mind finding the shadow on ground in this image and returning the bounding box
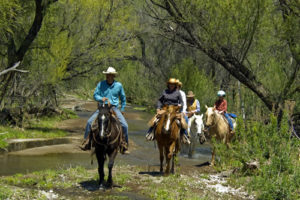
[79,180,99,191]
[138,171,163,177]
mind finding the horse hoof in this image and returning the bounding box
[99,184,106,190]
[106,182,113,189]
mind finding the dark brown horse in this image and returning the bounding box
[92,103,123,189]
[155,105,181,175]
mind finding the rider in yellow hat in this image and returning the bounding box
[146,78,182,140]
[146,78,190,144]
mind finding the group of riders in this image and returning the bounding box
[80,67,235,154]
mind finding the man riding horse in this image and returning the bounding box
[81,67,129,154]
[186,91,205,144]
[145,78,190,144]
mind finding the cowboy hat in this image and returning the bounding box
[186,91,195,98]
[166,78,178,84]
[103,67,118,75]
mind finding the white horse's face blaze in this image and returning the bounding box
[195,114,204,134]
[205,108,215,126]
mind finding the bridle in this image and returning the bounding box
[93,102,121,146]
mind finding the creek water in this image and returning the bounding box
[0,106,211,176]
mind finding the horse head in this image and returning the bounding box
[205,105,215,127]
[160,105,180,133]
[194,114,204,136]
[97,102,113,139]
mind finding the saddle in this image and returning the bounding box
[220,113,236,127]
[147,111,187,130]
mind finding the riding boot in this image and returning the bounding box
[80,134,91,151]
[120,131,130,154]
[146,126,155,141]
[180,129,191,145]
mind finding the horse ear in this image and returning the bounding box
[205,105,208,109]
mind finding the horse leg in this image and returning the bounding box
[172,141,180,174]
[107,149,118,188]
[188,133,194,158]
[171,153,176,174]
[210,146,216,166]
[164,146,170,175]
[158,144,164,173]
[166,142,175,175]
[96,149,106,189]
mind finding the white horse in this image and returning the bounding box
[182,114,206,158]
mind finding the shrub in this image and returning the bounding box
[215,113,300,199]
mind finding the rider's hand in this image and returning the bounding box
[156,109,161,114]
[121,112,125,115]
[102,97,108,102]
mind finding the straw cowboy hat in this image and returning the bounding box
[166,78,178,84]
[103,67,118,75]
[186,91,195,98]
[175,79,182,87]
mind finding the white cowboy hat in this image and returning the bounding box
[103,67,118,74]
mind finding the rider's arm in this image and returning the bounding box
[196,99,200,113]
[93,82,103,102]
[119,84,126,112]
[181,91,187,113]
[178,91,183,110]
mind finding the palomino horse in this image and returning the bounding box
[182,114,205,158]
[204,106,236,166]
[155,105,181,175]
[92,103,123,189]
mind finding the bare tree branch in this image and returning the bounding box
[0,62,28,77]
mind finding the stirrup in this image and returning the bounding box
[79,140,91,151]
[146,132,155,141]
[182,135,191,145]
[120,142,129,154]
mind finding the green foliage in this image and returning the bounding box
[215,114,300,199]
[117,61,158,106]
[171,58,217,108]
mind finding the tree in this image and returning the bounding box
[148,0,299,118]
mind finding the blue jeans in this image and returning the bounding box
[84,107,128,143]
[224,113,233,130]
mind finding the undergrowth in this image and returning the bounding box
[215,114,300,199]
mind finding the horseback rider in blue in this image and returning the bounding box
[81,67,129,154]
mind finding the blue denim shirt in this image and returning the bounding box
[93,80,126,111]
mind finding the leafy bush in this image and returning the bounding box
[215,114,300,199]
